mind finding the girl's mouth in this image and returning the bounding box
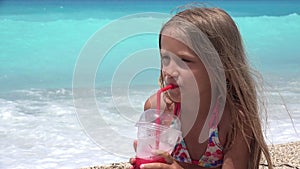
[164,81,180,92]
[164,79,179,88]
[165,82,180,89]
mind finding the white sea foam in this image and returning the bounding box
[0,89,130,169]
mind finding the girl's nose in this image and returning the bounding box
[162,60,179,78]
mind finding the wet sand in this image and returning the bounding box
[81,141,300,169]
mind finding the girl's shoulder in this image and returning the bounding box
[144,93,174,112]
[144,94,157,110]
[218,105,253,149]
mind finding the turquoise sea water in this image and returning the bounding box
[1,0,300,91]
[0,1,300,168]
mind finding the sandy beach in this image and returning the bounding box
[81,141,300,169]
[259,141,300,169]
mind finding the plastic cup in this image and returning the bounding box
[134,109,181,169]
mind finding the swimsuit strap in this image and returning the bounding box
[208,97,221,128]
[174,102,181,116]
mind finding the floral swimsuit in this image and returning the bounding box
[171,102,224,168]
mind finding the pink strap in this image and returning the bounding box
[174,102,181,116]
[209,99,220,128]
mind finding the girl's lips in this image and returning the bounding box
[163,75,179,86]
[165,82,179,88]
[165,83,180,90]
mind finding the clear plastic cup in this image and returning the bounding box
[134,109,182,169]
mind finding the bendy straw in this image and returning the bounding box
[155,84,178,149]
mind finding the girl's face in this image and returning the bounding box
[160,35,211,102]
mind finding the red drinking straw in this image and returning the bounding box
[155,84,178,149]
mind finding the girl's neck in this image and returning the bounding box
[180,90,212,137]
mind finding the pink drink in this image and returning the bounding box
[135,84,180,168]
[134,157,166,169]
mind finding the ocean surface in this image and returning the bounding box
[1,0,300,168]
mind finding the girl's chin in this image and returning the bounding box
[167,89,181,102]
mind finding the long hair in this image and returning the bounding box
[159,7,273,169]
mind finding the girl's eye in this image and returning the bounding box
[181,58,192,63]
[161,55,170,66]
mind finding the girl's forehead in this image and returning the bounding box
[160,31,189,48]
[160,36,200,60]
[160,35,189,49]
[161,28,185,39]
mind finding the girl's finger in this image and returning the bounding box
[140,162,169,169]
[153,150,174,164]
[133,140,137,152]
[129,157,136,164]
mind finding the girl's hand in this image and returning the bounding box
[129,140,183,169]
[129,140,138,167]
[138,150,183,169]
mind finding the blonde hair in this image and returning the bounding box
[159,7,273,169]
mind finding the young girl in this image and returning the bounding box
[131,6,273,169]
